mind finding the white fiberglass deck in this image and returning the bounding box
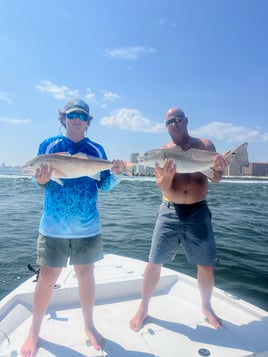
[0,254,267,356]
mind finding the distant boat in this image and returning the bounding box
[0,254,267,356]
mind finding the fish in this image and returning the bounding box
[21,152,114,185]
[137,143,249,178]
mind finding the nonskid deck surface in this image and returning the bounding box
[0,254,268,356]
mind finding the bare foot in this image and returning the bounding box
[203,307,222,329]
[21,329,38,357]
[85,326,104,350]
[129,306,148,331]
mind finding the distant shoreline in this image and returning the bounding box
[222,175,268,181]
[0,168,267,181]
[132,173,268,180]
[0,168,21,175]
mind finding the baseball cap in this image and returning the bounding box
[63,99,90,115]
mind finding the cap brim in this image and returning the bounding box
[65,108,89,115]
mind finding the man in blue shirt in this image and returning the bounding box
[21,99,125,356]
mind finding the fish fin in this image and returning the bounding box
[90,173,101,180]
[52,152,89,160]
[51,176,64,186]
[51,152,71,157]
[224,143,249,167]
[51,151,111,163]
[70,152,90,160]
[201,168,214,179]
[120,163,136,176]
[52,152,91,160]
[71,152,113,163]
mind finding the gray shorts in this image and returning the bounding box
[37,233,103,267]
[149,200,218,266]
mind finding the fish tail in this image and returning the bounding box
[123,163,136,176]
[225,143,249,167]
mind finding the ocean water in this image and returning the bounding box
[0,175,267,312]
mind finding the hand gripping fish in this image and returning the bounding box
[137,143,249,178]
[21,152,114,185]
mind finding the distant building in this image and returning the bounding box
[224,160,246,176]
[130,153,139,163]
[243,162,268,176]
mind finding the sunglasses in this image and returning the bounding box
[65,112,89,121]
[165,116,185,126]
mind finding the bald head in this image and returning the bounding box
[165,107,186,121]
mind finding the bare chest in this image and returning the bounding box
[172,172,208,202]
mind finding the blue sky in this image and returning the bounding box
[0,0,268,166]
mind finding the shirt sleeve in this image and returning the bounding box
[37,139,49,155]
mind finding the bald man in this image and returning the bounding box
[130,107,229,331]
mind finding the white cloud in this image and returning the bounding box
[100,114,268,142]
[100,108,164,133]
[35,82,119,107]
[191,122,268,142]
[104,46,156,60]
[35,81,79,100]
[0,93,12,104]
[0,117,31,125]
[85,88,96,102]
[155,18,176,28]
[101,90,120,101]
[263,132,268,141]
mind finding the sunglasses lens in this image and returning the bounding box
[166,116,185,126]
[66,113,88,121]
[66,113,76,119]
[78,114,88,121]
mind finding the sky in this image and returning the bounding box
[0,0,268,167]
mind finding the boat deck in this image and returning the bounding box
[0,254,267,356]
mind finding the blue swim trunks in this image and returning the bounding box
[149,200,218,266]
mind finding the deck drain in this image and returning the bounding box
[198,348,210,356]
[147,328,155,335]
[53,283,61,289]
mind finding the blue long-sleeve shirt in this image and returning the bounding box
[37,135,120,238]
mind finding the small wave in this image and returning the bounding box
[0,174,31,180]
[221,179,268,184]
[121,176,155,182]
